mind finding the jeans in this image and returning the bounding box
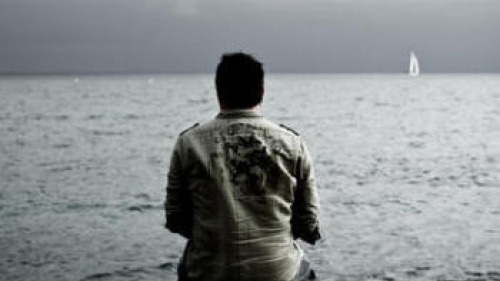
[294,256,317,281]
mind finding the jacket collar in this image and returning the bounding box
[216,109,262,119]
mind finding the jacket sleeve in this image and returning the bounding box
[291,139,321,244]
[164,137,192,239]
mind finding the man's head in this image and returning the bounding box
[215,52,264,110]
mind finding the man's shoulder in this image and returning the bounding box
[178,118,218,137]
[179,123,200,136]
[178,118,302,139]
[262,119,301,137]
[278,123,300,136]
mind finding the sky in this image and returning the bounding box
[0,0,499,74]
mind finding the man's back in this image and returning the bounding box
[166,109,318,281]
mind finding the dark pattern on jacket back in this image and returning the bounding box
[221,123,281,196]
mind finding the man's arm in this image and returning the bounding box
[164,138,192,239]
[291,140,321,245]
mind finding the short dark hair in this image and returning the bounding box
[215,52,264,109]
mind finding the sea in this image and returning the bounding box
[0,74,499,281]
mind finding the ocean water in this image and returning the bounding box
[0,74,499,281]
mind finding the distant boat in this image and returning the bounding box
[408,51,420,77]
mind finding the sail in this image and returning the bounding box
[409,51,420,76]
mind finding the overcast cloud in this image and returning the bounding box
[0,0,498,73]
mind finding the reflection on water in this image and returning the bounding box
[0,75,499,281]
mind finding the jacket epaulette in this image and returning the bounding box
[279,124,300,136]
[180,123,199,136]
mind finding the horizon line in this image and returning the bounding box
[1,71,499,77]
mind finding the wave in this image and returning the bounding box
[80,262,177,281]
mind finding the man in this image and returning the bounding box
[165,52,321,281]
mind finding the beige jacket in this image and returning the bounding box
[165,109,320,281]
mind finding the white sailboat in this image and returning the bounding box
[408,51,420,77]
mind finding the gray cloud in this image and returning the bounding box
[0,0,498,73]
